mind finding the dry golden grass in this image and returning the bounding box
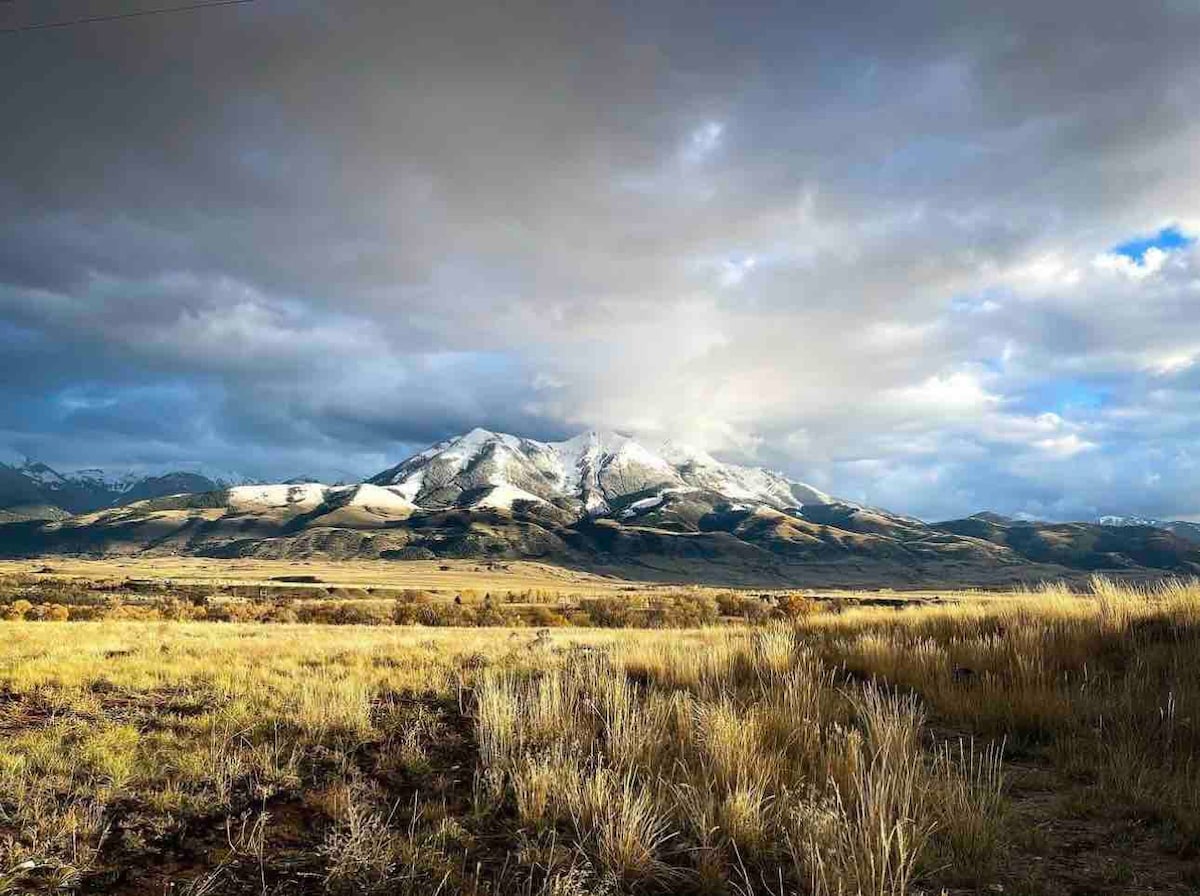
[1,576,1200,893]
[0,557,678,597]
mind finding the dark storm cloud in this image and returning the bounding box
[2,0,1200,517]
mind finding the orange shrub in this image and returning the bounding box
[775,593,821,620]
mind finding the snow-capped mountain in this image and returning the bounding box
[1097,515,1200,545]
[0,459,259,518]
[64,466,249,492]
[368,427,832,519]
[8,431,1200,585]
[1,430,832,524]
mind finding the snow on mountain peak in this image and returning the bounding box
[16,462,69,488]
[657,440,720,468]
[0,430,835,523]
[0,456,267,518]
[12,460,257,493]
[368,427,832,517]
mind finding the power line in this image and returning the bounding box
[0,0,255,34]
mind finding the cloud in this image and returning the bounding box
[681,121,725,164]
[1033,434,1097,458]
[1093,246,1170,279]
[1,1,1200,519]
[889,372,999,416]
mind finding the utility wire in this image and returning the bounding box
[1,0,254,34]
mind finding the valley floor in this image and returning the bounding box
[2,579,1200,894]
[0,556,999,603]
[0,557,644,596]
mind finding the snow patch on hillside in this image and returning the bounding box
[620,495,664,518]
[227,483,327,512]
[474,483,547,510]
[346,484,416,513]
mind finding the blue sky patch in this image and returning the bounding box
[950,289,1005,314]
[1017,378,1111,415]
[1112,226,1194,261]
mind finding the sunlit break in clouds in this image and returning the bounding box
[2,0,1200,521]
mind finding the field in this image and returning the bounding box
[0,558,959,627]
[3,569,1200,894]
[0,558,650,597]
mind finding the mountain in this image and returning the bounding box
[933,512,1200,572]
[368,428,831,520]
[968,511,1019,525]
[2,429,1199,587]
[1095,515,1200,545]
[0,460,256,520]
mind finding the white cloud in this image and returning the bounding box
[1146,352,1196,376]
[718,255,756,287]
[681,121,724,164]
[889,372,998,415]
[1011,253,1083,288]
[1034,433,1097,458]
[1093,246,1169,279]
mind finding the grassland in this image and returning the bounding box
[0,557,1021,600]
[0,558,646,597]
[0,558,958,627]
[2,574,1200,894]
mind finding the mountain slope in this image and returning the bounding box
[3,430,1200,587]
[934,514,1200,572]
[0,465,69,520]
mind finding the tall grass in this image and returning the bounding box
[3,576,1200,892]
[473,626,1002,893]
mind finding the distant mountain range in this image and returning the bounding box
[1094,515,1200,545]
[0,460,256,521]
[2,429,1198,586]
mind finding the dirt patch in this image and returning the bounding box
[980,760,1200,895]
[78,694,489,896]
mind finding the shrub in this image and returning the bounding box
[715,591,743,617]
[197,602,233,622]
[265,603,299,624]
[153,597,197,621]
[586,598,633,628]
[475,604,517,627]
[740,598,772,625]
[3,599,33,620]
[643,593,720,628]
[775,593,821,620]
[24,602,71,621]
[526,605,569,627]
[45,604,70,622]
[392,601,424,625]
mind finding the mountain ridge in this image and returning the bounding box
[1094,515,1200,545]
[367,428,832,519]
[2,429,1199,587]
[0,460,258,519]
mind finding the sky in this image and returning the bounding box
[2,0,1200,521]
